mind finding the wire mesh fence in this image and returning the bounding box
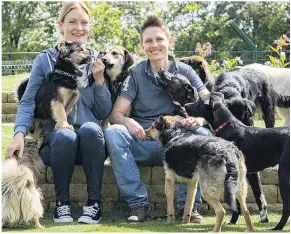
[2,50,289,78]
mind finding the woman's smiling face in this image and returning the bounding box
[141,26,172,62]
[58,7,90,44]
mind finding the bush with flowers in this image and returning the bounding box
[266,34,290,68]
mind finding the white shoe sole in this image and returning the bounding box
[78,216,101,224]
[53,215,74,223]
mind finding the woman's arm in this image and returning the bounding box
[91,58,113,120]
[7,53,47,159]
[109,96,146,140]
[14,54,47,135]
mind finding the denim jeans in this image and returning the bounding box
[40,122,106,202]
[104,124,212,209]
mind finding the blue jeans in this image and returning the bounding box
[40,122,106,202]
[104,124,212,209]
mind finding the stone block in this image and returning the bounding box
[152,166,165,185]
[2,92,8,103]
[2,103,18,114]
[260,166,278,185]
[6,114,16,122]
[140,166,152,184]
[2,114,7,122]
[102,165,117,184]
[247,185,277,203]
[7,91,18,103]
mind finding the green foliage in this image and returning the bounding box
[1,1,290,59]
[267,35,290,68]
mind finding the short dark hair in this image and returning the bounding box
[140,15,170,41]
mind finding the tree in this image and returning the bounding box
[2,2,62,54]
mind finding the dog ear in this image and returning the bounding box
[123,50,134,70]
[155,115,167,130]
[58,41,71,58]
[243,99,256,116]
[185,84,198,101]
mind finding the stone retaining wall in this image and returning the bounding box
[38,164,282,215]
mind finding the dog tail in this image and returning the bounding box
[224,148,239,212]
[16,78,29,102]
[276,94,290,108]
[271,88,290,108]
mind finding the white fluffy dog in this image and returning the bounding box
[2,135,45,229]
[243,63,290,126]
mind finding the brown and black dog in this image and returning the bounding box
[17,41,92,132]
[179,55,214,91]
[145,115,254,232]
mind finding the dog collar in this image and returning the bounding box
[55,69,78,81]
[213,122,228,134]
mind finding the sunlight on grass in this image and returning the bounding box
[2,213,290,232]
[2,73,30,91]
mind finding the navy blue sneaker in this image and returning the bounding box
[78,202,102,224]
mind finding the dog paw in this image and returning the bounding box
[182,215,191,224]
[167,215,175,224]
[35,224,45,229]
[55,121,74,130]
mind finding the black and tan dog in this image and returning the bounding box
[2,128,45,229]
[179,55,214,91]
[17,41,92,132]
[145,115,254,232]
[157,69,199,117]
[98,45,134,103]
[185,93,290,230]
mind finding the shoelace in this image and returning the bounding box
[83,205,99,216]
[57,205,71,216]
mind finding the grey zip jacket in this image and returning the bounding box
[14,47,112,136]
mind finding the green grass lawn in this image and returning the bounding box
[2,212,290,232]
[2,73,30,91]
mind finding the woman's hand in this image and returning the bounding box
[92,59,105,85]
[6,132,25,159]
[180,117,206,130]
[125,118,147,141]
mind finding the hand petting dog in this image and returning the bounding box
[179,117,206,130]
[6,132,24,159]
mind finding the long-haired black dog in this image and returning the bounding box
[213,69,290,128]
[17,41,92,132]
[185,92,290,230]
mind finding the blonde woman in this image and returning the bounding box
[6,2,111,224]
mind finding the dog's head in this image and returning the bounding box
[99,46,134,82]
[185,92,224,122]
[157,69,198,106]
[145,115,184,140]
[58,41,92,66]
[224,98,256,126]
[179,55,211,87]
